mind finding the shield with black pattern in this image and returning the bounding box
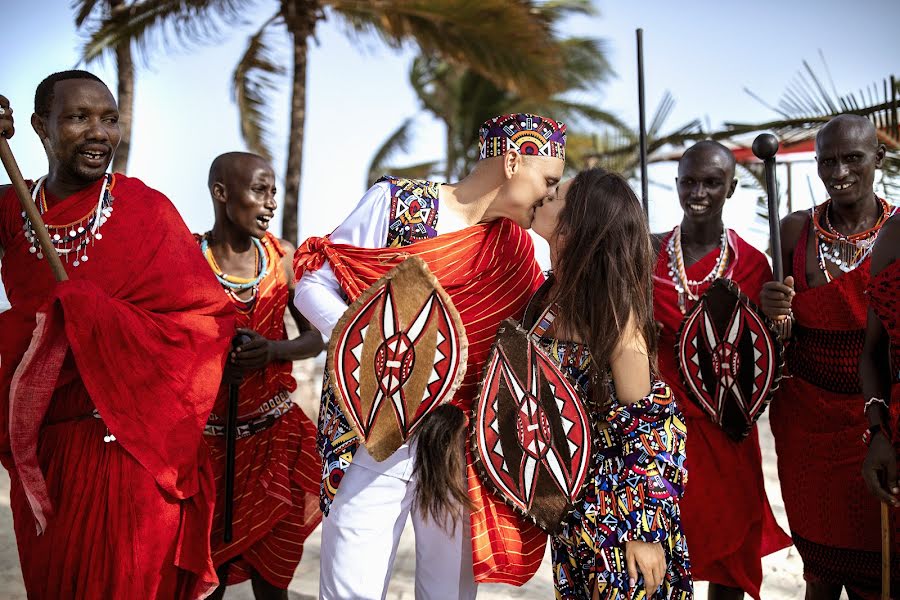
[472,319,594,534]
[328,257,468,461]
[676,278,784,442]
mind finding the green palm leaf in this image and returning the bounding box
[232,14,285,161]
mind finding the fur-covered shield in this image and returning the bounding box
[328,257,468,461]
[472,319,593,534]
[676,278,784,442]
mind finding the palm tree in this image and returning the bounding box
[367,1,626,183]
[82,0,572,243]
[74,0,136,174]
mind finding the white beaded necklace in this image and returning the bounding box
[22,174,114,267]
[666,225,730,313]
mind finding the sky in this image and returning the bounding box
[2,0,899,308]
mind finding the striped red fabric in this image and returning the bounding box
[295,219,547,583]
[207,233,321,589]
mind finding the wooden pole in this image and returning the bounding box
[752,133,783,281]
[0,137,68,282]
[636,28,649,221]
[223,333,252,543]
[882,501,890,600]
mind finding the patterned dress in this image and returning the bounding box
[537,336,693,600]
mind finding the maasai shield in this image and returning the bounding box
[676,278,784,442]
[472,319,593,534]
[328,257,468,461]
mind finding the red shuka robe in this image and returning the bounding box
[0,175,234,599]
[295,218,547,584]
[770,214,900,595]
[654,229,790,599]
[203,232,321,589]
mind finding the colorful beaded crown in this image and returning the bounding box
[478,113,566,161]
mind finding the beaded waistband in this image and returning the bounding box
[204,390,293,439]
[787,326,865,394]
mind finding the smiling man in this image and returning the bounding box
[199,152,323,600]
[761,115,898,598]
[0,70,235,598]
[652,141,790,600]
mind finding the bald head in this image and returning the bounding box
[208,151,270,191]
[815,114,885,207]
[208,152,277,236]
[816,114,878,152]
[676,141,737,224]
[680,140,736,177]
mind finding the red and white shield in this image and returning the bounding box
[472,319,593,534]
[328,258,468,461]
[677,278,784,442]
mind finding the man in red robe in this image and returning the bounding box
[653,141,790,600]
[200,152,323,599]
[0,71,234,598]
[762,114,899,598]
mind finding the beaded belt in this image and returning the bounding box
[787,326,865,395]
[204,390,293,439]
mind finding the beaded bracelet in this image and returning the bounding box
[864,397,889,415]
[863,423,891,447]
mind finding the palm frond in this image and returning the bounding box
[539,0,597,20]
[71,0,104,28]
[366,118,418,185]
[554,37,613,92]
[80,0,251,65]
[505,98,628,132]
[232,14,285,161]
[330,0,566,97]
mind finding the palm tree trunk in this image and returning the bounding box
[444,122,455,182]
[282,32,307,244]
[282,0,319,245]
[110,0,133,174]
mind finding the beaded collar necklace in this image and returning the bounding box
[812,196,892,283]
[201,233,269,308]
[23,174,114,268]
[666,225,730,313]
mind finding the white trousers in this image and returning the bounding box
[319,445,478,600]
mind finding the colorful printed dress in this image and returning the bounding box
[199,232,322,589]
[533,324,693,599]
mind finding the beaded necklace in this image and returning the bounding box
[666,225,730,313]
[813,196,892,283]
[23,174,114,267]
[201,234,268,309]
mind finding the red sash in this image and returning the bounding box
[296,219,548,583]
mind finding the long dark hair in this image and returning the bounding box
[549,167,658,405]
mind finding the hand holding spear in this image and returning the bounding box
[0,96,68,282]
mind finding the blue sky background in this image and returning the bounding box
[1,0,899,308]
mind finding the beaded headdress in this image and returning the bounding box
[478,113,566,161]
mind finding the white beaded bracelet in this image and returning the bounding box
[864,397,889,414]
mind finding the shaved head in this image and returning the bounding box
[676,140,737,224]
[208,151,270,191]
[680,140,736,177]
[816,114,879,153]
[815,114,885,207]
